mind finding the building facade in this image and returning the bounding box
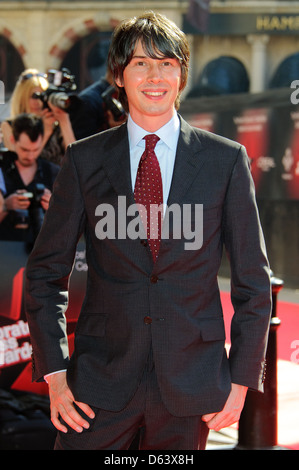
[1,1,299,97]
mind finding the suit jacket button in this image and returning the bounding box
[150,275,158,283]
[144,316,152,324]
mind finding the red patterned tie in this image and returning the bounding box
[134,134,163,262]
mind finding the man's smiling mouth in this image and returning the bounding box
[143,91,166,97]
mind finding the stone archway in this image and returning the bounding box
[49,18,100,67]
[187,56,250,98]
[47,17,117,91]
[269,52,299,89]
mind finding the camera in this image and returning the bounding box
[0,151,46,240]
[12,184,46,238]
[32,68,79,112]
[28,183,46,237]
[101,85,126,122]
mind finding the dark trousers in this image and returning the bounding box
[54,352,209,450]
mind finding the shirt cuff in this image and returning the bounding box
[44,369,67,383]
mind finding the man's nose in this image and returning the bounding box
[147,63,163,82]
[27,151,39,160]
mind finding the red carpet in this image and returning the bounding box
[220,292,299,362]
[220,291,299,450]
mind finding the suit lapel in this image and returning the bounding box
[101,123,135,205]
[167,116,207,207]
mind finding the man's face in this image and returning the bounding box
[116,40,182,131]
[13,132,43,167]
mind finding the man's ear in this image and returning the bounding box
[115,75,124,88]
[9,134,16,146]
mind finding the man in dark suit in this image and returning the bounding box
[25,12,271,450]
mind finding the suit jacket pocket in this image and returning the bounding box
[75,313,107,337]
[199,317,226,342]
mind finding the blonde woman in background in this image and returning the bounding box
[1,69,76,165]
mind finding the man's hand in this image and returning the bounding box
[40,188,52,211]
[4,191,31,211]
[202,383,248,431]
[47,371,95,433]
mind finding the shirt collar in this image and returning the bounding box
[127,112,180,151]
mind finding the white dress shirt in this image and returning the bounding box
[127,112,180,205]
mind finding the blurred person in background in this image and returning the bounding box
[0,185,4,214]
[1,69,76,165]
[0,113,59,243]
[0,167,5,195]
[70,70,127,140]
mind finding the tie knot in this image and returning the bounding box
[144,134,160,151]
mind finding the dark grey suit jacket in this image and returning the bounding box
[25,116,271,417]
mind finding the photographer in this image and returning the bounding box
[70,71,126,140]
[1,68,76,166]
[0,113,59,243]
[0,170,7,223]
[0,187,4,218]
